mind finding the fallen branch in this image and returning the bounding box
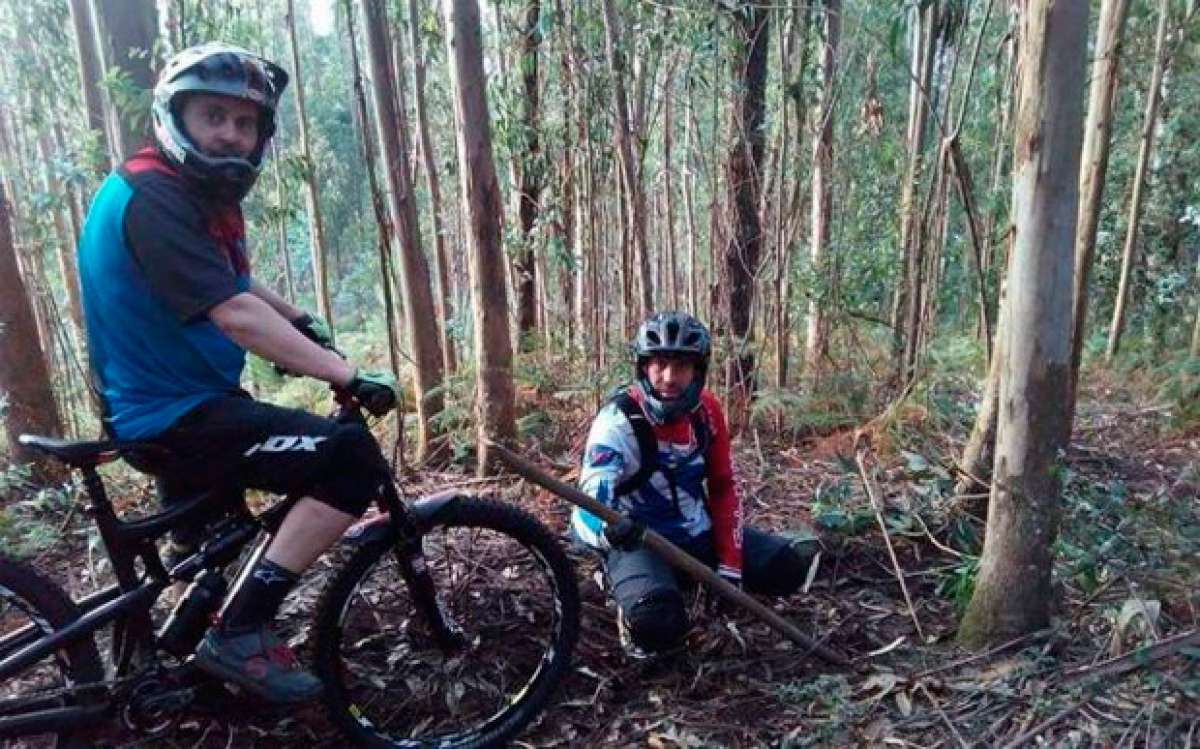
[1063,627,1200,684]
[486,441,851,667]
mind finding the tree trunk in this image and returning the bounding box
[958,0,1087,649]
[662,63,679,311]
[683,85,700,315]
[362,0,446,463]
[602,0,653,321]
[285,0,335,328]
[0,185,63,479]
[269,141,297,302]
[408,0,458,375]
[513,0,543,341]
[1070,0,1131,404]
[444,0,517,475]
[94,0,158,159]
[892,2,938,339]
[68,0,112,175]
[1105,0,1170,364]
[345,0,403,379]
[804,0,839,380]
[723,1,770,396]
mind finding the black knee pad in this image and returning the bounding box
[626,589,688,652]
[756,542,813,597]
[311,424,390,517]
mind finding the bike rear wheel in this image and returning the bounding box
[0,554,105,749]
[314,497,580,748]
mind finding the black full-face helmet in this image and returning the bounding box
[152,43,289,202]
[632,311,712,420]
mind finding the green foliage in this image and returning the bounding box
[1154,355,1200,430]
[0,465,76,559]
[809,477,873,535]
[776,674,864,748]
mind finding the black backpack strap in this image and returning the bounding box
[688,407,711,458]
[611,391,658,496]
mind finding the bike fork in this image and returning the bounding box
[380,484,466,652]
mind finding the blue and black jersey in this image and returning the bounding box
[78,147,251,439]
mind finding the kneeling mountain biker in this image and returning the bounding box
[571,312,820,658]
[77,42,399,702]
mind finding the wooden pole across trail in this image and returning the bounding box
[486,441,851,667]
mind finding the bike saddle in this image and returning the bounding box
[18,434,172,470]
[18,434,121,467]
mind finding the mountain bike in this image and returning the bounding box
[0,400,580,748]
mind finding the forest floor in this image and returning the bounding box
[4,369,1198,748]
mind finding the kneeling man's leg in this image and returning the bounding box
[605,546,688,654]
[741,526,821,597]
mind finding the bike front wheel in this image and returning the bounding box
[314,497,580,748]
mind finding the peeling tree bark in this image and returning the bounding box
[958,0,1087,649]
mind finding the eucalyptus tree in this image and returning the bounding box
[804,0,840,380]
[1106,0,1172,363]
[67,0,111,175]
[362,0,446,463]
[959,0,1087,648]
[0,184,63,479]
[93,0,159,159]
[407,0,458,375]
[1070,0,1132,406]
[444,0,517,475]
[285,0,334,328]
[722,0,770,396]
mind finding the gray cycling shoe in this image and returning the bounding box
[194,626,323,703]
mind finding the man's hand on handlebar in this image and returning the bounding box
[346,370,401,417]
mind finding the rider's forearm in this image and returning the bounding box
[249,280,305,322]
[210,293,356,386]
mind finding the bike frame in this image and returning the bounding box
[0,408,458,739]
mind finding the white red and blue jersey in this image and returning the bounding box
[572,385,745,580]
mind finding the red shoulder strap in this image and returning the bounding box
[122,147,178,177]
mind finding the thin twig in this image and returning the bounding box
[854,437,925,642]
[918,682,969,749]
[912,628,1054,680]
[1000,697,1091,749]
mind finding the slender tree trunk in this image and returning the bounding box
[408,0,458,375]
[445,0,517,474]
[68,0,112,175]
[0,185,63,479]
[959,0,1087,649]
[1105,0,1170,363]
[270,141,297,303]
[1070,0,1131,404]
[892,1,938,343]
[345,0,402,379]
[804,0,839,380]
[663,66,678,310]
[684,83,700,315]
[363,0,446,463]
[94,0,158,159]
[285,0,334,327]
[36,135,86,345]
[514,0,543,340]
[602,0,652,321]
[723,0,770,396]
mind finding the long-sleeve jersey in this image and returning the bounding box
[571,385,745,579]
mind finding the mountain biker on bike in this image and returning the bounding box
[571,312,821,659]
[76,43,399,703]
